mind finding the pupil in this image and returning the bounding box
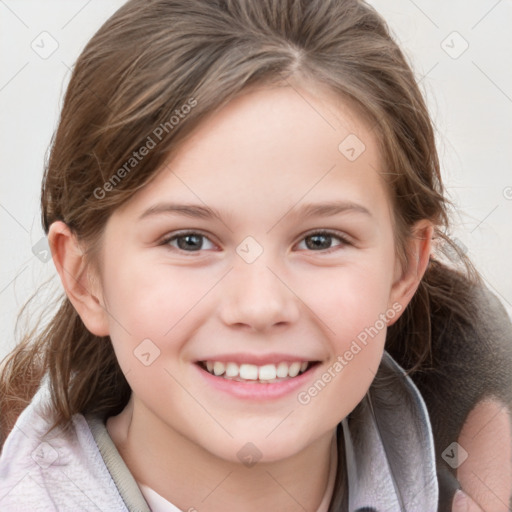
[307,234,331,250]
[178,234,202,251]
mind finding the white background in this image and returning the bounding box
[1,0,511,359]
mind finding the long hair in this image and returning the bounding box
[0,0,480,454]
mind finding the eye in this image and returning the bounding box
[162,231,216,252]
[296,230,352,252]
[160,229,351,254]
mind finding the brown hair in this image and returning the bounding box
[0,0,479,456]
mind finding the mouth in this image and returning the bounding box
[196,360,320,383]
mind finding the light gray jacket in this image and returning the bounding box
[0,351,439,511]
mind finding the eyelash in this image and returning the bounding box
[160,229,353,255]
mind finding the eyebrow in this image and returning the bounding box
[138,200,372,221]
[292,201,372,219]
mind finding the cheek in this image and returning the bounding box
[302,255,394,341]
[102,257,211,335]
[100,256,225,377]
[295,256,393,405]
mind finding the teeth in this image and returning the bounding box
[288,362,301,378]
[225,362,238,377]
[276,362,289,378]
[258,364,277,380]
[239,364,258,380]
[202,360,311,381]
[213,362,225,376]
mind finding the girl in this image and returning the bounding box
[1,0,511,510]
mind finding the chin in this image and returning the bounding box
[200,426,320,466]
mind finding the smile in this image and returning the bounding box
[197,360,317,383]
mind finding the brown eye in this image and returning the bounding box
[297,231,351,252]
[163,232,215,252]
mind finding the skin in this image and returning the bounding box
[49,81,465,511]
[456,398,512,511]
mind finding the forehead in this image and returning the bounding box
[115,83,391,225]
[172,81,379,170]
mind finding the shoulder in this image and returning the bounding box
[412,276,512,510]
[413,276,512,439]
[457,397,512,510]
[0,375,128,511]
[447,276,512,509]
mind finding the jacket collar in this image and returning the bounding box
[341,351,438,511]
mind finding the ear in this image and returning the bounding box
[387,220,433,326]
[48,221,110,336]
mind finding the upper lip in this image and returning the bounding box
[195,353,322,366]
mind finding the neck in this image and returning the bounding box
[106,395,339,512]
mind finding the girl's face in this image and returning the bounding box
[93,83,416,462]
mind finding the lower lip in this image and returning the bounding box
[194,363,319,400]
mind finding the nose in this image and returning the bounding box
[217,255,300,333]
